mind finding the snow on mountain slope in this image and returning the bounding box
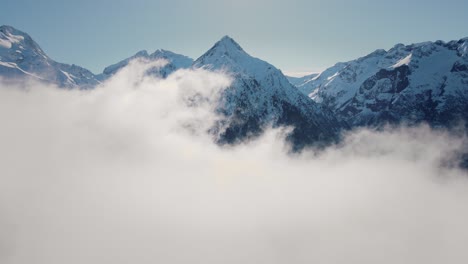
[193,36,342,148]
[99,49,193,80]
[0,25,99,88]
[286,73,319,86]
[296,48,390,109]
[296,38,468,128]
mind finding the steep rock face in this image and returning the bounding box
[99,49,193,80]
[0,25,99,88]
[193,36,342,149]
[295,38,468,128]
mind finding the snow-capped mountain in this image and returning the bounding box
[294,38,468,128]
[99,49,193,80]
[193,36,342,148]
[0,25,193,87]
[4,24,467,151]
[0,25,99,88]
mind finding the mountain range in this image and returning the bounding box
[1,25,467,157]
[293,38,468,129]
[99,49,193,80]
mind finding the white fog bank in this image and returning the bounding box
[0,60,467,264]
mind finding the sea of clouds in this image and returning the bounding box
[0,60,467,264]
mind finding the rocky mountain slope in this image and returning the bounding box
[193,36,342,148]
[293,38,468,128]
[0,25,100,88]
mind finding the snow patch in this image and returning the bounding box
[391,54,412,68]
[60,70,76,84]
[0,61,17,68]
[0,38,12,48]
[0,30,24,49]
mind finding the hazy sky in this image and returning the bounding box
[1,0,468,75]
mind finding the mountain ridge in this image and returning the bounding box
[0,25,194,87]
[100,49,193,79]
[1,25,467,155]
[291,36,468,129]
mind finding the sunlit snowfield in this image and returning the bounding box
[1,60,467,264]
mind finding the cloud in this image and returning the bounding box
[0,60,467,264]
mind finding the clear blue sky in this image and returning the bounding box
[2,0,468,75]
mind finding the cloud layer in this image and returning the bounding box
[0,60,467,264]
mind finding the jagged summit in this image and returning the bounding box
[102,50,150,76]
[193,35,295,92]
[153,48,186,57]
[150,49,193,68]
[100,48,193,78]
[0,25,20,39]
[216,35,245,52]
[0,25,99,87]
[0,25,45,55]
[0,25,26,37]
[134,50,150,57]
[193,36,280,81]
[193,36,255,69]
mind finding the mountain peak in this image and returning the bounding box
[219,35,236,43]
[101,48,193,77]
[150,49,193,68]
[0,25,33,41]
[134,50,149,57]
[0,25,99,87]
[214,35,244,52]
[1,25,26,47]
[0,24,44,55]
[0,25,15,33]
[152,49,181,57]
[193,35,254,71]
[0,25,24,36]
